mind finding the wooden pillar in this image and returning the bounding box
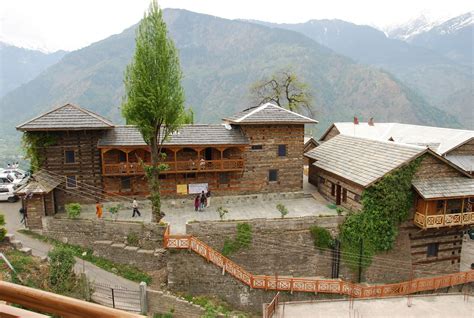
[443,200,447,225]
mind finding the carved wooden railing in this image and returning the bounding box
[414,211,474,229]
[103,159,244,176]
[164,225,474,298]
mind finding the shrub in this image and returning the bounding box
[48,246,76,293]
[336,207,344,215]
[0,214,6,241]
[108,203,123,215]
[65,203,81,219]
[222,223,252,256]
[126,232,139,246]
[276,203,289,218]
[309,226,333,249]
[216,206,229,220]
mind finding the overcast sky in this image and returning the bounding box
[0,0,472,52]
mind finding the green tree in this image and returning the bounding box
[122,0,186,221]
[251,69,313,115]
[48,246,76,293]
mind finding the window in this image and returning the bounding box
[121,177,131,191]
[354,194,361,202]
[427,243,439,257]
[219,172,230,184]
[278,144,287,157]
[118,152,127,162]
[331,183,336,197]
[269,169,278,182]
[158,174,167,180]
[186,173,196,179]
[66,176,77,188]
[64,150,76,164]
[251,145,263,150]
[342,189,347,203]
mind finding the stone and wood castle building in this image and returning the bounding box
[15,103,317,226]
[305,132,474,276]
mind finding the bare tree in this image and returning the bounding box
[251,70,313,115]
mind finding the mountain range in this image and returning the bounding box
[251,12,473,128]
[0,42,66,97]
[0,9,471,162]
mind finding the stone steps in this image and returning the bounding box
[10,240,23,249]
[19,247,32,255]
[4,233,15,242]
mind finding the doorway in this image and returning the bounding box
[336,184,342,205]
[204,148,213,160]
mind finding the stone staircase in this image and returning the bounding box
[4,233,32,255]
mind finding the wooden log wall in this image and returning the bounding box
[39,130,105,210]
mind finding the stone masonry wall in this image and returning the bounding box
[147,289,205,318]
[41,217,166,249]
[239,124,305,194]
[185,216,344,277]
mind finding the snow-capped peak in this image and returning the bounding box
[385,15,441,41]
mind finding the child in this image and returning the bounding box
[95,201,103,219]
[194,195,200,212]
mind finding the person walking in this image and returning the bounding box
[206,190,211,208]
[200,191,207,211]
[194,195,200,212]
[95,201,103,219]
[19,206,27,227]
[132,198,141,217]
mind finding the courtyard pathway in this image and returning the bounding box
[1,201,139,291]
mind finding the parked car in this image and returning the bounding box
[0,168,29,185]
[0,172,24,187]
[0,186,18,202]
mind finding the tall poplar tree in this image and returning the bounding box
[122,0,185,222]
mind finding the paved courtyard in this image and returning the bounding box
[272,294,474,318]
[76,175,337,234]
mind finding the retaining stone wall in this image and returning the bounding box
[147,289,205,318]
[41,217,166,250]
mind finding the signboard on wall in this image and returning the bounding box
[176,184,188,195]
[188,183,208,194]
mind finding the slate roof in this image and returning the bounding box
[412,177,474,199]
[16,104,115,131]
[15,170,61,195]
[445,155,474,172]
[305,135,427,187]
[98,125,249,147]
[223,103,318,124]
[321,122,474,155]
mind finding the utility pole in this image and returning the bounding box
[358,238,363,283]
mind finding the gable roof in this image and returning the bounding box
[223,103,318,124]
[412,177,474,199]
[15,170,61,195]
[320,122,474,155]
[16,104,115,131]
[98,124,249,147]
[305,135,428,188]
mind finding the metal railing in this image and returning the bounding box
[0,280,144,318]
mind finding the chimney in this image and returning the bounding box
[368,117,374,126]
[353,116,359,125]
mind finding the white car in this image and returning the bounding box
[0,173,24,187]
[0,186,18,202]
[0,168,29,185]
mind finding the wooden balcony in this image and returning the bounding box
[102,159,244,176]
[414,211,474,229]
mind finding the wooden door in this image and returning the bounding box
[336,185,342,205]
